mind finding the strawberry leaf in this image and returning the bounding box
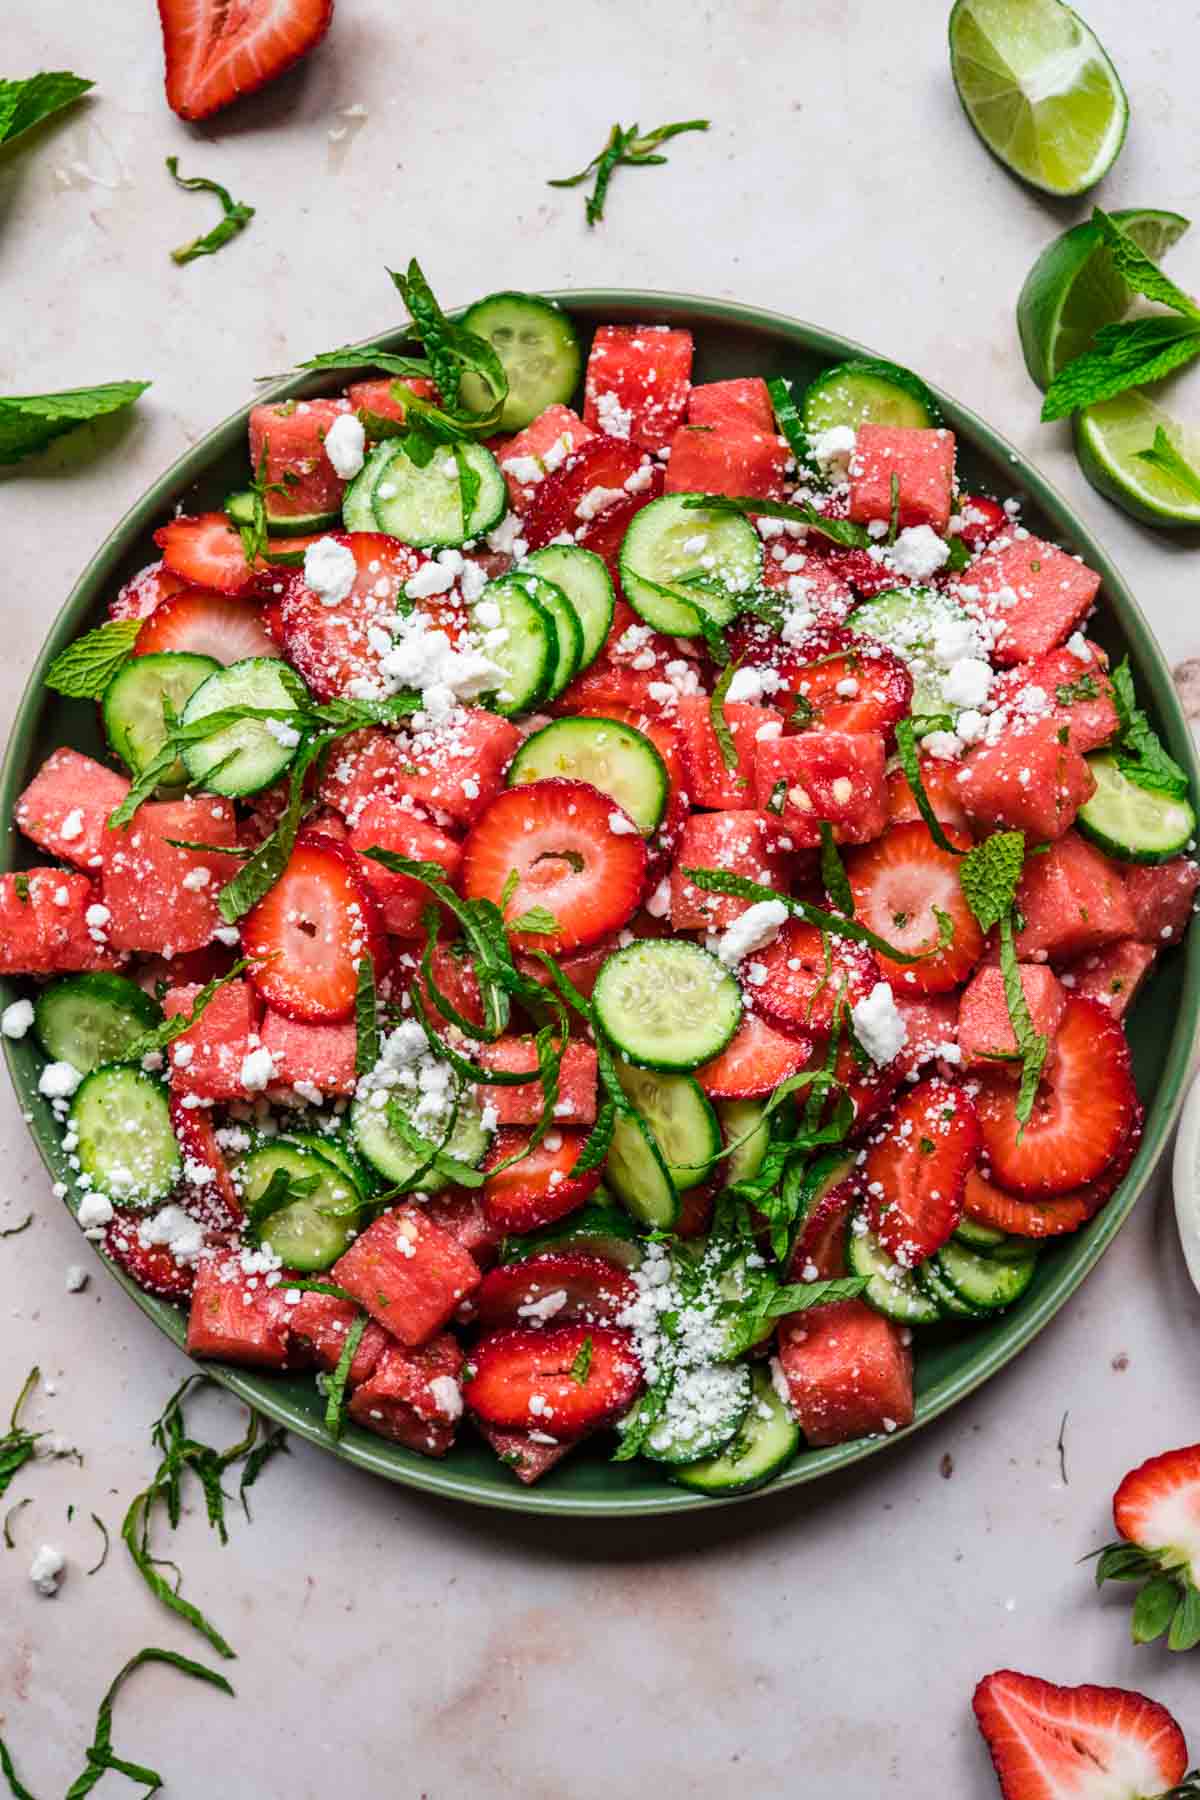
[1132,1571,1180,1644]
[1168,1581,1200,1653]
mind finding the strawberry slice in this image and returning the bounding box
[845,821,983,995]
[955,493,1008,552]
[104,1212,197,1301]
[696,1011,811,1100]
[1114,1444,1200,1590]
[825,1032,901,1133]
[521,437,654,551]
[972,1669,1188,1800]
[474,1253,637,1330]
[156,513,260,595]
[158,0,335,122]
[460,779,646,953]
[110,560,187,623]
[753,920,880,1038]
[481,1128,603,1233]
[464,1324,643,1437]
[975,996,1137,1197]
[963,1105,1142,1238]
[863,1078,980,1266]
[277,533,427,700]
[169,1096,242,1233]
[132,591,281,663]
[764,625,913,738]
[575,481,666,578]
[242,831,387,1024]
[817,546,909,599]
[788,1170,860,1280]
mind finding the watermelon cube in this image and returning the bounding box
[16,749,130,872]
[1061,939,1157,1019]
[348,1333,464,1456]
[319,728,408,825]
[663,424,789,502]
[675,696,784,808]
[687,377,776,434]
[476,1038,598,1126]
[957,964,1066,1071]
[670,810,794,929]
[776,1298,914,1447]
[0,871,123,975]
[848,425,956,534]
[416,942,486,1030]
[100,796,240,955]
[969,535,1102,665]
[401,707,522,827]
[164,980,259,1100]
[259,1010,358,1097]
[1123,857,1200,946]
[187,1252,292,1368]
[287,1289,389,1384]
[1014,830,1136,962]
[752,729,888,847]
[892,992,960,1081]
[990,642,1118,753]
[475,1418,575,1484]
[332,1206,480,1346]
[583,325,693,451]
[349,799,462,936]
[497,404,596,509]
[958,715,1095,840]
[248,398,352,524]
[424,1188,503,1269]
[346,376,437,426]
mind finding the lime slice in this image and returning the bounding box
[1075,391,1200,527]
[1018,208,1191,389]
[949,0,1129,197]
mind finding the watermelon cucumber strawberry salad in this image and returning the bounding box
[5,264,1198,1497]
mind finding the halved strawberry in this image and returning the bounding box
[972,1669,1188,1800]
[696,1011,811,1100]
[1114,1443,1200,1591]
[460,779,646,954]
[155,513,259,595]
[464,1324,642,1437]
[955,493,1008,552]
[242,831,387,1024]
[975,996,1137,1198]
[473,1253,636,1331]
[863,1078,980,1266]
[776,626,913,738]
[481,1128,603,1233]
[277,533,426,700]
[132,591,280,663]
[753,920,880,1038]
[963,1105,1142,1239]
[845,821,983,995]
[158,0,335,122]
[104,1211,197,1301]
[522,437,654,551]
[110,560,187,623]
[169,1096,242,1232]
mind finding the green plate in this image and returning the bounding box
[4,293,1198,1516]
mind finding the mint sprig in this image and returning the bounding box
[354,952,379,1077]
[0,1367,43,1503]
[1110,657,1190,799]
[0,381,150,466]
[548,118,709,226]
[0,71,92,147]
[44,617,142,699]
[166,156,255,265]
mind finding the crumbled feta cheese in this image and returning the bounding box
[851,981,908,1065]
[608,811,639,836]
[59,808,84,843]
[812,425,856,478]
[429,1374,463,1419]
[65,1264,89,1292]
[575,485,625,521]
[716,900,788,966]
[240,1047,276,1092]
[39,1061,82,1100]
[595,390,632,439]
[181,866,211,891]
[77,1192,114,1232]
[404,560,457,599]
[304,537,357,607]
[942,656,993,711]
[889,525,949,581]
[29,1544,64,1597]
[265,718,301,750]
[138,1204,206,1266]
[1,998,35,1039]
[323,412,366,479]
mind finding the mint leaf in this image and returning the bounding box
[680,492,871,547]
[325,1313,368,1439]
[1135,424,1200,504]
[959,831,1025,934]
[709,659,744,777]
[44,618,141,699]
[1041,315,1200,421]
[569,1336,594,1385]
[549,118,708,226]
[998,913,1048,1130]
[166,156,255,264]
[0,381,150,465]
[63,1645,233,1799]
[1093,207,1200,322]
[894,717,962,856]
[507,906,560,936]
[121,960,248,1064]
[818,822,854,916]
[767,375,810,470]
[216,731,330,923]
[0,1368,43,1503]
[355,953,379,1077]
[1108,656,1190,799]
[0,71,92,147]
[389,258,507,423]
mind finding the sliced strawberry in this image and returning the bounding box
[155,513,260,595]
[522,437,654,551]
[972,1669,1188,1800]
[464,1324,642,1437]
[460,779,646,953]
[955,493,1008,552]
[575,480,665,578]
[481,1128,603,1233]
[132,591,280,663]
[753,920,880,1038]
[169,1096,242,1232]
[863,1078,980,1266]
[963,1106,1142,1238]
[110,560,187,623]
[845,821,983,995]
[473,1253,637,1331]
[1115,1443,1200,1586]
[277,533,426,700]
[885,756,972,832]
[104,1211,197,1300]
[158,0,335,122]
[775,626,913,738]
[242,831,387,1024]
[825,1032,901,1133]
[975,996,1137,1198]
[788,1171,860,1280]
[696,1011,811,1099]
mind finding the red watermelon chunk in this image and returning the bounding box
[675,696,784,808]
[957,964,1066,1071]
[348,1333,464,1457]
[670,810,794,929]
[288,1289,389,1384]
[758,549,857,626]
[318,728,408,824]
[663,424,789,501]
[17,749,130,872]
[583,324,693,451]
[967,535,1101,665]
[1062,939,1157,1019]
[100,795,240,954]
[476,1037,598,1126]
[475,1419,576,1484]
[0,871,123,975]
[687,377,775,434]
[1013,830,1136,962]
[752,729,888,847]
[1123,857,1200,946]
[164,980,258,1100]
[990,641,1118,753]
[248,398,352,524]
[186,1252,292,1368]
[957,714,1095,840]
[496,404,596,509]
[400,707,522,827]
[776,1298,914,1447]
[346,376,437,427]
[332,1206,481,1346]
[892,993,960,1080]
[260,1010,358,1097]
[886,756,972,831]
[424,1188,503,1269]
[848,425,956,534]
[349,798,462,935]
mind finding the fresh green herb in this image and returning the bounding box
[225,442,281,568]
[682,865,952,963]
[237,1423,288,1521]
[44,619,142,700]
[680,492,871,546]
[0,382,151,467]
[612,1368,675,1462]
[998,913,1048,1128]
[166,156,255,265]
[959,831,1026,933]
[499,868,521,912]
[1055,673,1101,706]
[944,534,972,573]
[325,1314,369,1439]
[245,1166,321,1237]
[12,875,29,905]
[355,953,379,1077]
[818,823,854,916]
[86,1512,109,1576]
[1134,424,1200,502]
[709,659,745,778]
[1089,1539,1200,1653]
[388,257,508,423]
[0,1368,43,1503]
[569,1336,594,1385]
[1093,207,1200,321]
[61,1646,234,1799]
[1109,657,1190,800]
[887,471,901,544]
[548,118,709,226]
[766,375,810,471]
[766,777,788,815]
[507,906,561,936]
[0,1215,31,1240]
[2,1495,30,1549]
[894,716,961,856]
[121,960,249,1064]
[633,569,732,663]
[0,71,92,147]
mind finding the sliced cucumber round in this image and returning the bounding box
[850,586,973,717]
[226,489,339,536]
[593,940,743,1072]
[641,1360,753,1466]
[718,1098,769,1185]
[671,1364,800,1496]
[614,1061,720,1191]
[103,651,222,788]
[802,358,941,434]
[523,544,614,669]
[180,657,306,797]
[1077,751,1197,865]
[34,973,161,1074]
[933,1238,1037,1314]
[69,1067,180,1207]
[953,1215,1013,1256]
[508,716,668,834]
[366,438,506,547]
[605,1109,679,1231]
[915,1255,984,1321]
[470,572,558,717]
[350,1088,489,1193]
[459,292,583,431]
[619,494,761,638]
[846,1211,942,1326]
[281,1127,379,1197]
[499,1199,645,1269]
[239,1141,364,1273]
[342,440,395,533]
[523,574,582,700]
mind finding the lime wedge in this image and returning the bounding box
[1018,208,1191,388]
[1075,391,1200,527]
[949,0,1129,197]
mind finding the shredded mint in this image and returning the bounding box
[0,1215,31,1240]
[709,659,745,778]
[166,156,255,264]
[389,257,508,423]
[85,1512,109,1577]
[680,492,871,546]
[507,906,560,936]
[355,953,379,1077]
[2,1495,30,1551]
[121,959,248,1064]
[548,118,709,226]
[0,381,150,466]
[959,831,1025,934]
[998,912,1049,1129]
[325,1314,369,1439]
[818,823,854,916]
[894,717,961,856]
[0,1368,43,1503]
[767,375,810,471]
[682,865,951,963]
[569,1336,594,1385]
[45,619,142,699]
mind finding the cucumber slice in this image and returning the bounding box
[343,440,395,533]
[672,1365,800,1496]
[605,1108,680,1231]
[508,716,668,834]
[850,586,975,716]
[281,1127,379,1197]
[68,1067,180,1206]
[522,573,582,700]
[915,1255,984,1321]
[499,1199,645,1268]
[953,1216,1013,1255]
[367,438,506,548]
[619,494,761,638]
[641,1359,753,1466]
[523,544,614,670]
[593,940,743,1072]
[846,1211,942,1326]
[180,657,305,798]
[459,292,583,431]
[239,1141,364,1273]
[103,651,222,788]
[350,1088,489,1192]
[802,358,941,433]
[471,572,557,717]
[34,973,161,1074]
[718,1098,768,1185]
[934,1238,1037,1314]
[614,1061,720,1190]
[1077,751,1197,864]
[226,489,339,535]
